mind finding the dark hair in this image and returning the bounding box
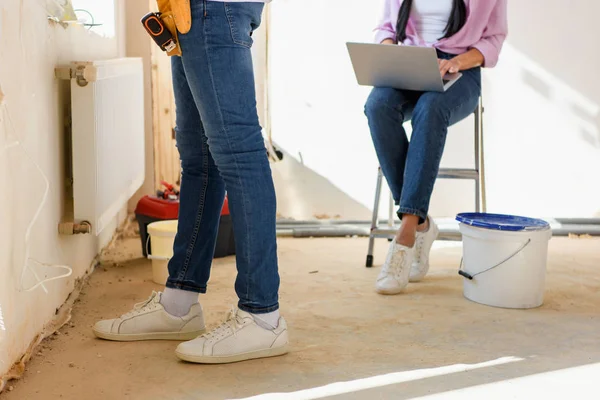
[395,0,467,44]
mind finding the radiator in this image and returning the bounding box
[56,58,145,235]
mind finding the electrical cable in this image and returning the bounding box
[1,102,73,294]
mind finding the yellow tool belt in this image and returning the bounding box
[156,0,192,56]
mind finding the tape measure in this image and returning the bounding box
[141,12,177,52]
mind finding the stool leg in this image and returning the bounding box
[479,99,487,212]
[367,167,384,267]
[474,102,482,213]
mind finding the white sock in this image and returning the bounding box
[251,310,281,330]
[160,287,199,317]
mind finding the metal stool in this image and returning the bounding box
[366,97,486,267]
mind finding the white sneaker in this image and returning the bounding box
[175,308,289,364]
[375,241,415,295]
[93,291,205,341]
[410,216,439,282]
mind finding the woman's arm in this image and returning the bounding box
[439,0,507,75]
[470,0,508,68]
[374,0,398,44]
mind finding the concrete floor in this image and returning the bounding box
[4,236,600,400]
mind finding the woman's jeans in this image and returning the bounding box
[166,1,279,314]
[365,51,481,223]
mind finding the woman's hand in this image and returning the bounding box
[381,39,395,45]
[438,58,462,77]
[438,49,485,77]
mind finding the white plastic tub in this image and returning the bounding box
[146,220,178,285]
[457,213,552,309]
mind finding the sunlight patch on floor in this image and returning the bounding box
[236,357,523,400]
[410,362,600,400]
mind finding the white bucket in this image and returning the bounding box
[146,220,178,285]
[457,213,552,309]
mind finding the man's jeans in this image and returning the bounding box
[166,0,279,314]
[365,51,482,223]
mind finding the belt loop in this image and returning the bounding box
[204,0,207,17]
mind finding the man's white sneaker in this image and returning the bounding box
[410,216,439,282]
[93,291,205,341]
[175,308,289,364]
[375,241,415,295]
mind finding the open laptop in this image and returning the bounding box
[346,42,462,92]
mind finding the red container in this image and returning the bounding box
[135,195,234,258]
[135,196,179,220]
[221,196,230,216]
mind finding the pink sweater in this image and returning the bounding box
[374,0,508,67]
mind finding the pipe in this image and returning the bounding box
[290,226,369,238]
[58,221,92,235]
[276,221,600,238]
[277,218,600,227]
[551,218,600,225]
[277,219,396,226]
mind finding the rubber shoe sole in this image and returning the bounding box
[375,286,406,295]
[93,328,205,342]
[175,343,289,364]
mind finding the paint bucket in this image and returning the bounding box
[146,220,178,285]
[456,213,552,309]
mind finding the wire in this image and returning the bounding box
[1,102,73,293]
[73,9,103,30]
[458,239,532,281]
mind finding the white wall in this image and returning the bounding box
[269,0,378,220]
[0,0,127,381]
[269,0,600,221]
[483,0,600,218]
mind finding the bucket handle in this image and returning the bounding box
[458,239,532,280]
[145,234,171,262]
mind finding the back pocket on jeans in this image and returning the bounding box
[224,2,264,48]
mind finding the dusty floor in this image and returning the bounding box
[3,236,600,400]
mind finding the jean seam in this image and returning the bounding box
[203,12,253,304]
[177,149,208,281]
[397,207,426,220]
[238,303,279,314]
[166,280,207,293]
[173,72,209,283]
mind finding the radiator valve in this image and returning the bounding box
[58,221,92,235]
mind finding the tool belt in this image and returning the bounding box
[156,0,192,56]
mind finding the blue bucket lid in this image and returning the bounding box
[456,213,550,232]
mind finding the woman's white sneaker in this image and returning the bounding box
[410,216,439,282]
[375,241,415,295]
[175,308,289,364]
[93,291,206,341]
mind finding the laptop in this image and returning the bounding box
[346,42,462,92]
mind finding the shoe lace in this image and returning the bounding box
[414,234,425,265]
[382,247,407,280]
[121,291,160,318]
[201,307,241,341]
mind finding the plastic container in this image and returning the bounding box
[456,213,552,309]
[136,195,235,259]
[135,195,179,257]
[146,220,178,285]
